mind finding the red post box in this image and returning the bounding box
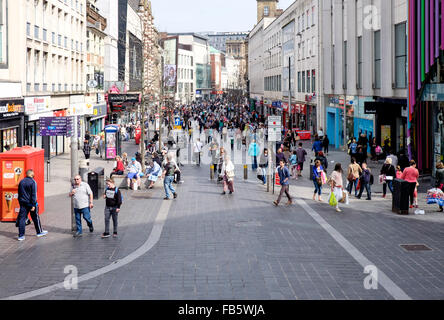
[0,146,45,222]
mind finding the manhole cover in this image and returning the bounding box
[400,244,432,252]
[131,192,152,199]
[234,221,262,227]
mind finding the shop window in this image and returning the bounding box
[374,30,381,89]
[395,23,407,88]
[1,128,18,152]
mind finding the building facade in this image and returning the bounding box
[202,31,248,53]
[321,0,408,151]
[408,0,444,175]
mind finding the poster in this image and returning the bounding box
[381,125,391,147]
[2,160,24,188]
[2,191,20,221]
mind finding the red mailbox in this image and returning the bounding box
[0,146,45,222]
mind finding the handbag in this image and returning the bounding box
[379,174,386,184]
[316,176,322,186]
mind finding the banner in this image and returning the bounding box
[164,64,177,88]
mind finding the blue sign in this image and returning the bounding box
[196,90,202,95]
[175,117,181,126]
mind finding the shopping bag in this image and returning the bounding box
[321,171,327,185]
[356,179,361,191]
[379,174,386,184]
[329,192,338,207]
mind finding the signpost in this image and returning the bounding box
[267,116,282,194]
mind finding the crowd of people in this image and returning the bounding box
[14,99,444,241]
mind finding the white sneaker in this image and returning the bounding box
[17,236,25,241]
[37,230,48,237]
[336,208,342,212]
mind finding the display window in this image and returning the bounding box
[0,127,18,152]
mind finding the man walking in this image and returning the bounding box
[273,160,293,206]
[162,154,178,200]
[69,175,94,237]
[102,178,122,238]
[295,143,307,177]
[16,169,48,241]
[193,138,203,166]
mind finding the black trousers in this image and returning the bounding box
[408,182,417,205]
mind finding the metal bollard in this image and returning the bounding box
[244,165,248,180]
[46,160,50,182]
[210,165,215,180]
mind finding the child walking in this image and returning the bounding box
[102,178,122,238]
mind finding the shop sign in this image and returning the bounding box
[53,110,67,117]
[364,102,378,114]
[107,94,140,103]
[0,102,25,119]
[24,96,51,114]
[93,104,107,117]
[68,103,86,116]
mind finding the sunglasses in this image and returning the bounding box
[74,178,81,180]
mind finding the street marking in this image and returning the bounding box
[2,196,173,300]
[296,198,412,300]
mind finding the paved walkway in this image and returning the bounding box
[0,133,443,300]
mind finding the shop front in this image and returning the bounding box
[0,100,25,152]
[365,98,407,155]
[87,103,107,135]
[106,93,141,125]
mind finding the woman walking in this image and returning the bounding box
[401,160,420,209]
[322,135,330,156]
[380,158,395,198]
[289,151,298,179]
[312,160,325,202]
[221,155,235,195]
[258,148,269,185]
[347,158,362,197]
[330,163,344,212]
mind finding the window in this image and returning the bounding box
[395,23,407,88]
[34,25,39,39]
[307,10,310,29]
[307,70,310,92]
[52,32,55,44]
[312,36,316,56]
[264,6,269,17]
[343,41,347,89]
[374,30,381,89]
[312,70,316,92]
[312,6,316,26]
[357,36,363,89]
[58,34,61,46]
[43,29,47,41]
[27,23,31,37]
[64,36,67,48]
[302,71,305,92]
[298,72,301,92]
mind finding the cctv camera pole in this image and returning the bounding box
[71,115,79,232]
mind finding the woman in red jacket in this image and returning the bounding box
[110,156,125,178]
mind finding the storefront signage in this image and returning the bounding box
[364,102,378,114]
[107,94,140,104]
[24,96,51,114]
[92,104,107,117]
[0,101,24,119]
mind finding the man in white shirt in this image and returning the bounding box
[126,157,142,189]
[317,127,325,141]
[193,138,203,166]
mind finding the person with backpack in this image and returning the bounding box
[315,151,328,174]
[101,178,122,238]
[273,160,293,206]
[357,162,372,200]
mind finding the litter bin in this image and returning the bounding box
[392,178,410,215]
[79,160,89,182]
[88,167,104,200]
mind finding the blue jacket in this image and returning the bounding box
[18,177,38,207]
[312,165,324,181]
[312,140,323,152]
[278,166,291,186]
[248,143,259,157]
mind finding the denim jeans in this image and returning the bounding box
[313,180,322,195]
[383,180,394,195]
[347,178,359,196]
[252,156,258,171]
[358,182,372,199]
[164,176,176,198]
[74,207,93,234]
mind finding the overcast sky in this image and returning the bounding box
[151,0,295,33]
